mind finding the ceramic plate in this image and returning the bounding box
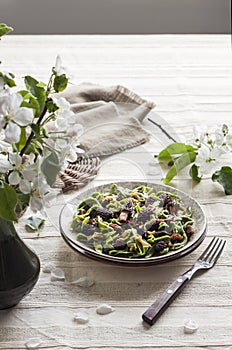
[59,182,207,266]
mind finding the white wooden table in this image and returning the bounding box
[0,35,232,350]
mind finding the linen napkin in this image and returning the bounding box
[59,83,155,157]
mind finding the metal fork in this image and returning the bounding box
[142,237,226,326]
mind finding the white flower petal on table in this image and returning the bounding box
[184,319,198,334]
[8,171,21,185]
[72,276,95,288]
[42,262,56,273]
[25,337,41,349]
[50,267,65,281]
[73,312,89,324]
[14,107,34,126]
[4,121,21,143]
[96,303,115,315]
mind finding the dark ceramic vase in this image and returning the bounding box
[0,217,40,309]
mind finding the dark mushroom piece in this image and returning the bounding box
[119,200,134,222]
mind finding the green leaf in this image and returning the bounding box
[25,216,45,232]
[36,82,47,88]
[54,74,68,92]
[0,71,16,87]
[0,182,18,221]
[31,123,40,136]
[163,151,196,185]
[212,166,232,195]
[189,164,201,182]
[158,143,196,164]
[18,90,30,97]
[26,139,44,155]
[41,147,61,186]
[41,127,49,138]
[25,76,46,117]
[16,192,30,212]
[20,92,40,112]
[15,127,27,152]
[0,23,13,38]
[46,100,59,113]
[4,76,16,87]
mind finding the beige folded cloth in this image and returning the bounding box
[59,83,155,157]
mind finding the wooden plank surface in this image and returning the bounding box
[0,35,232,350]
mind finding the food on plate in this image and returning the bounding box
[71,184,195,259]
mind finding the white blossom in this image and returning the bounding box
[7,153,23,185]
[187,126,207,147]
[226,132,232,148]
[0,138,11,152]
[62,145,78,163]
[19,178,32,194]
[29,175,60,212]
[53,96,70,112]
[0,77,4,96]
[54,55,63,76]
[0,154,12,173]
[54,55,73,79]
[66,123,84,141]
[44,98,84,169]
[0,93,34,143]
[195,145,223,177]
[52,96,75,126]
[214,128,224,147]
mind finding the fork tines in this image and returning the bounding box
[198,237,226,264]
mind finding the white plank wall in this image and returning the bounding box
[0,35,232,350]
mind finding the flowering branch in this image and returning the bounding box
[19,103,48,156]
[0,24,84,222]
[157,124,232,195]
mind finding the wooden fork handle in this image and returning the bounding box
[142,274,189,326]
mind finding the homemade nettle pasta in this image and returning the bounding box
[71,184,195,258]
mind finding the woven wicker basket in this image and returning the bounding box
[54,156,101,193]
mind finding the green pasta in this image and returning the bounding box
[71,184,195,259]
